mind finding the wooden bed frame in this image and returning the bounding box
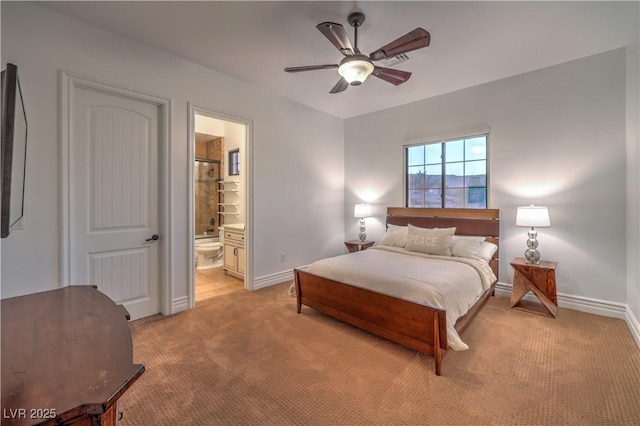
[294,208,500,376]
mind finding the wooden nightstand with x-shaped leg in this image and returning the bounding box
[510,257,558,318]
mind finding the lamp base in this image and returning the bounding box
[524,249,541,265]
[524,228,541,264]
[359,220,366,242]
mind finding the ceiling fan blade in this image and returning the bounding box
[329,78,349,94]
[372,67,412,86]
[284,64,339,73]
[369,28,430,61]
[316,22,355,56]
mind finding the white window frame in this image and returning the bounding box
[403,132,490,209]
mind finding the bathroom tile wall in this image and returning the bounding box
[195,136,225,236]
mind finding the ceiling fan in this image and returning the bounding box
[284,11,430,94]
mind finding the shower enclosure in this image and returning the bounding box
[195,158,221,237]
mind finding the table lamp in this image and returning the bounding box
[354,203,372,242]
[516,205,551,264]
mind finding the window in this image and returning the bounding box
[405,134,488,208]
[228,149,240,176]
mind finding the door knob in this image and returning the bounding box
[145,234,159,242]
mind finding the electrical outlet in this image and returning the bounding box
[280,253,286,262]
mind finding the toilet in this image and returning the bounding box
[195,237,223,270]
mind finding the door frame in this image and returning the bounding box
[187,104,254,308]
[59,71,173,315]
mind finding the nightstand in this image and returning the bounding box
[510,257,558,318]
[344,240,374,253]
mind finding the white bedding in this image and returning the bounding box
[305,246,497,351]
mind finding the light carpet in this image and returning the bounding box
[119,282,640,425]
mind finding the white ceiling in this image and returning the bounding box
[35,1,639,119]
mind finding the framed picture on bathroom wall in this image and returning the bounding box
[228,149,239,176]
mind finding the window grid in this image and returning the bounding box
[406,135,487,209]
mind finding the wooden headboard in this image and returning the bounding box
[386,208,500,279]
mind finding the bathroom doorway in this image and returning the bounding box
[188,105,251,306]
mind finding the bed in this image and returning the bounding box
[294,207,500,375]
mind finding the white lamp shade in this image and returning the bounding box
[516,205,551,227]
[354,203,372,218]
[338,59,374,84]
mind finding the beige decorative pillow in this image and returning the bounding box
[405,225,456,256]
[379,224,408,248]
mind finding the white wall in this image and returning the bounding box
[0,2,345,303]
[223,120,245,225]
[195,115,225,137]
[345,49,628,305]
[627,38,640,324]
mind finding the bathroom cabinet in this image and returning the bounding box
[223,226,245,279]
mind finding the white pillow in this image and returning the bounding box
[379,224,408,248]
[450,236,484,259]
[405,225,456,256]
[449,236,498,262]
[477,241,498,262]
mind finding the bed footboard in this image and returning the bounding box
[294,268,448,375]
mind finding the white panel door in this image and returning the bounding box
[70,86,160,320]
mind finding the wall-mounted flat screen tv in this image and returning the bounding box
[1,63,28,238]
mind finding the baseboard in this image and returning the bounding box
[172,296,189,314]
[495,281,627,319]
[625,306,640,349]
[254,269,295,290]
[496,281,640,350]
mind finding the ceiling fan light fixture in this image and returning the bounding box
[285,11,430,93]
[338,58,374,85]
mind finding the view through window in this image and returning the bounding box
[406,135,488,208]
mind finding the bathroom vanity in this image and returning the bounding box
[223,224,245,279]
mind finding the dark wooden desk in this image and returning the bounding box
[1,286,144,425]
